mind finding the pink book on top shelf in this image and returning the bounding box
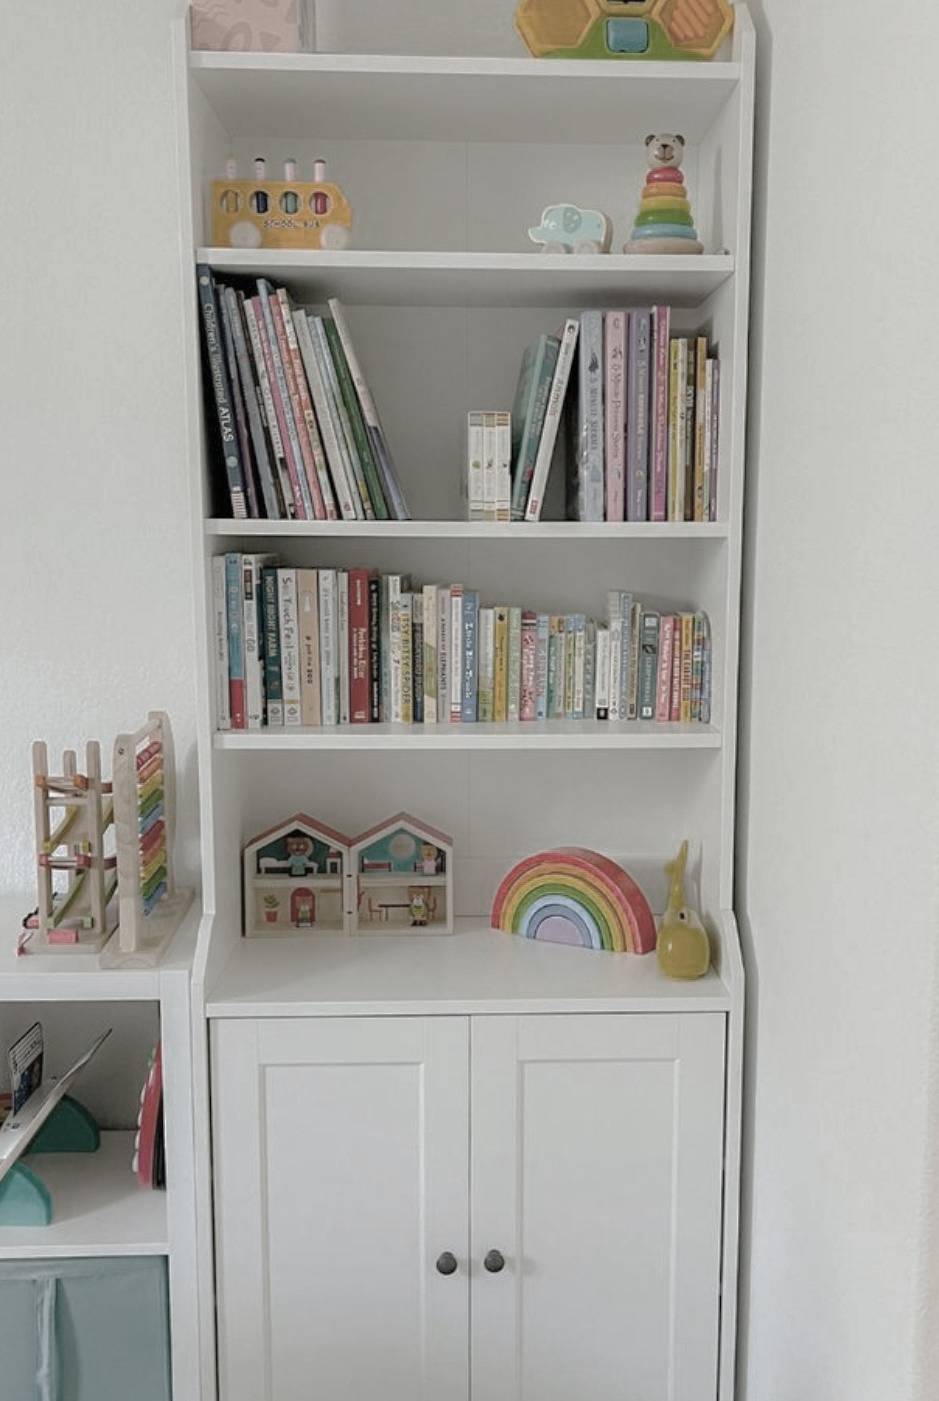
[650,304,671,523]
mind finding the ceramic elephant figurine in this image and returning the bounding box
[528,203,612,254]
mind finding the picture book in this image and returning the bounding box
[509,330,560,520]
[626,307,652,522]
[327,297,411,521]
[524,318,580,522]
[195,265,248,519]
[575,310,605,522]
[604,309,627,522]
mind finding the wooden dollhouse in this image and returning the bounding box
[242,814,351,936]
[242,812,453,937]
[351,813,452,934]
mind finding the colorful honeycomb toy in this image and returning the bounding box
[515,0,734,62]
[623,133,703,254]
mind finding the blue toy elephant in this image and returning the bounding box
[528,203,612,254]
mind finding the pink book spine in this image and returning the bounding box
[604,310,627,522]
[669,615,683,720]
[519,611,537,721]
[650,304,671,523]
[250,295,308,520]
[655,614,675,721]
[268,294,327,520]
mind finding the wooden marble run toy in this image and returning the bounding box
[212,156,352,251]
[32,738,117,954]
[243,811,453,937]
[623,132,703,253]
[515,0,734,61]
[31,712,192,964]
[491,846,656,953]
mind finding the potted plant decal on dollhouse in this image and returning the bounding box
[242,814,351,936]
[350,813,452,934]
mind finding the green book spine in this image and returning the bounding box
[323,318,389,520]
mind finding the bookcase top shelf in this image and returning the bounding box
[213,722,721,753]
[196,250,733,308]
[189,52,743,145]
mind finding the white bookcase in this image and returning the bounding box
[178,7,754,1398]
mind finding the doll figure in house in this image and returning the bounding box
[623,133,704,254]
[285,834,316,877]
[409,889,430,926]
[420,842,441,875]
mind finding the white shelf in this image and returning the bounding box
[213,720,721,752]
[206,922,732,1018]
[189,51,742,145]
[196,249,733,308]
[0,897,199,1001]
[0,1132,167,1259]
[205,518,729,541]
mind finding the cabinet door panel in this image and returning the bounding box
[212,1016,469,1401]
[470,1013,725,1401]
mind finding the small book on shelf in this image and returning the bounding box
[509,329,560,521]
[523,317,580,522]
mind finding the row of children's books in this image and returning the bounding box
[215,552,713,730]
[505,307,721,524]
[197,266,410,522]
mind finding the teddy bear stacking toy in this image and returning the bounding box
[623,133,703,254]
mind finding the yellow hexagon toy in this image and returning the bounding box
[514,0,733,61]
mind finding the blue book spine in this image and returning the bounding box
[461,590,479,722]
[638,610,660,720]
[225,552,245,729]
[534,613,550,720]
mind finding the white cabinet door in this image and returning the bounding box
[470,1013,726,1401]
[211,1016,470,1401]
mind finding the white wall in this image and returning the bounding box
[737,3,939,1399]
[1,3,937,1398]
[0,0,197,897]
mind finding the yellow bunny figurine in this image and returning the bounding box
[656,840,710,979]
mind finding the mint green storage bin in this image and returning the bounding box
[0,1255,171,1401]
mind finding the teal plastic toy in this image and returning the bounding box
[0,1096,100,1227]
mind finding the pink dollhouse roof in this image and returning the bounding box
[245,812,352,852]
[351,810,452,850]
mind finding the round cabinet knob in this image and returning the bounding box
[483,1249,505,1274]
[436,1251,458,1276]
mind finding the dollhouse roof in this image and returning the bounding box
[350,811,452,851]
[244,812,352,853]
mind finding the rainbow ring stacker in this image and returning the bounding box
[624,132,704,254]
